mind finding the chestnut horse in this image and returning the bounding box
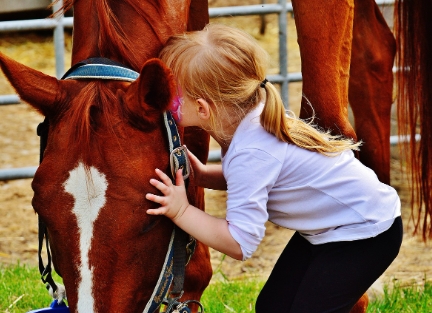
[0,1,212,312]
[293,0,431,311]
[293,0,395,183]
[293,0,432,240]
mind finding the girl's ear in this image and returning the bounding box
[196,98,211,120]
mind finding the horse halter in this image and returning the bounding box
[36,58,200,313]
[63,58,191,181]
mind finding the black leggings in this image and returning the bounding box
[255,217,403,313]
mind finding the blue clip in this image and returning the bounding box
[27,300,70,313]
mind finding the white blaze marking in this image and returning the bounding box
[64,162,107,313]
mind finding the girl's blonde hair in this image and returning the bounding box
[159,23,360,155]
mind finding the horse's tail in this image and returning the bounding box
[394,0,432,240]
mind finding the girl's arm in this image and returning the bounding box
[188,150,227,190]
[146,168,242,260]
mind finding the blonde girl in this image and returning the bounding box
[146,24,402,313]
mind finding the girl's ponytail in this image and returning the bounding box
[260,82,361,156]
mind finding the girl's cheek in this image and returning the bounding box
[169,95,183,122]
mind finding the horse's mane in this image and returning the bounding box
[50,0,170,160]
[395,0,432,239]
[53,0,167,70]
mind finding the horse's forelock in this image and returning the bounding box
[64,82,120,161]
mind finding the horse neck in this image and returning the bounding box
[70,0,191,71]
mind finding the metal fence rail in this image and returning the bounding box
[0,0,396,180]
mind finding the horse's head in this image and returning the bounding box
[0,52,190,312]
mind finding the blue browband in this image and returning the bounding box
[63,63,139,81]
[61,57,139,81]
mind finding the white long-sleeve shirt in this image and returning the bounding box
[222,103,401,260]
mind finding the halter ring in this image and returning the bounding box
[170,145,190,181]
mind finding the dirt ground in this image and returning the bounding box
[0,2,431,301]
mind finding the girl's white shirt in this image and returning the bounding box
[222,102,401,260]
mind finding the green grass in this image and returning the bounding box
[0,263,60,312]
[367,280,432,312]
[201,279,264,312]
[1,263,431,312]
[201,280,432,312]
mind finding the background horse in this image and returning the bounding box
[292,0,431,240]
[0,1,212,312]
[292,0,430,311]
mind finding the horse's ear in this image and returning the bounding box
[0,52,61,116]
[124,58,175,130]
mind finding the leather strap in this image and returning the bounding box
[36,119,57,293]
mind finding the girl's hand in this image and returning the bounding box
[147,168,242,261]
[146,168,190,221]
[187,149,207,185]
[188,149,227,190]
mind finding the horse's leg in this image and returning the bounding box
[292,0,356,140]
[349,0,396,184]
[350,293,369,313]
[292,1,368,312]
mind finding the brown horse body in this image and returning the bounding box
[292,0,395,184]
[293,0,432,240]
[293,0,430,311]
[0,1,211,312]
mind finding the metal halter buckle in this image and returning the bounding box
[162,291,205,313]
[170,145,190,181]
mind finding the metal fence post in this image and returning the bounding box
[278,0,288,107]
[52,0,65,78]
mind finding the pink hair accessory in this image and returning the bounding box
[169,82,183,122]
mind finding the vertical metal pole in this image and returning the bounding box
[260,0,267,35]
[278,0,288,108]
[52,0,65,79]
